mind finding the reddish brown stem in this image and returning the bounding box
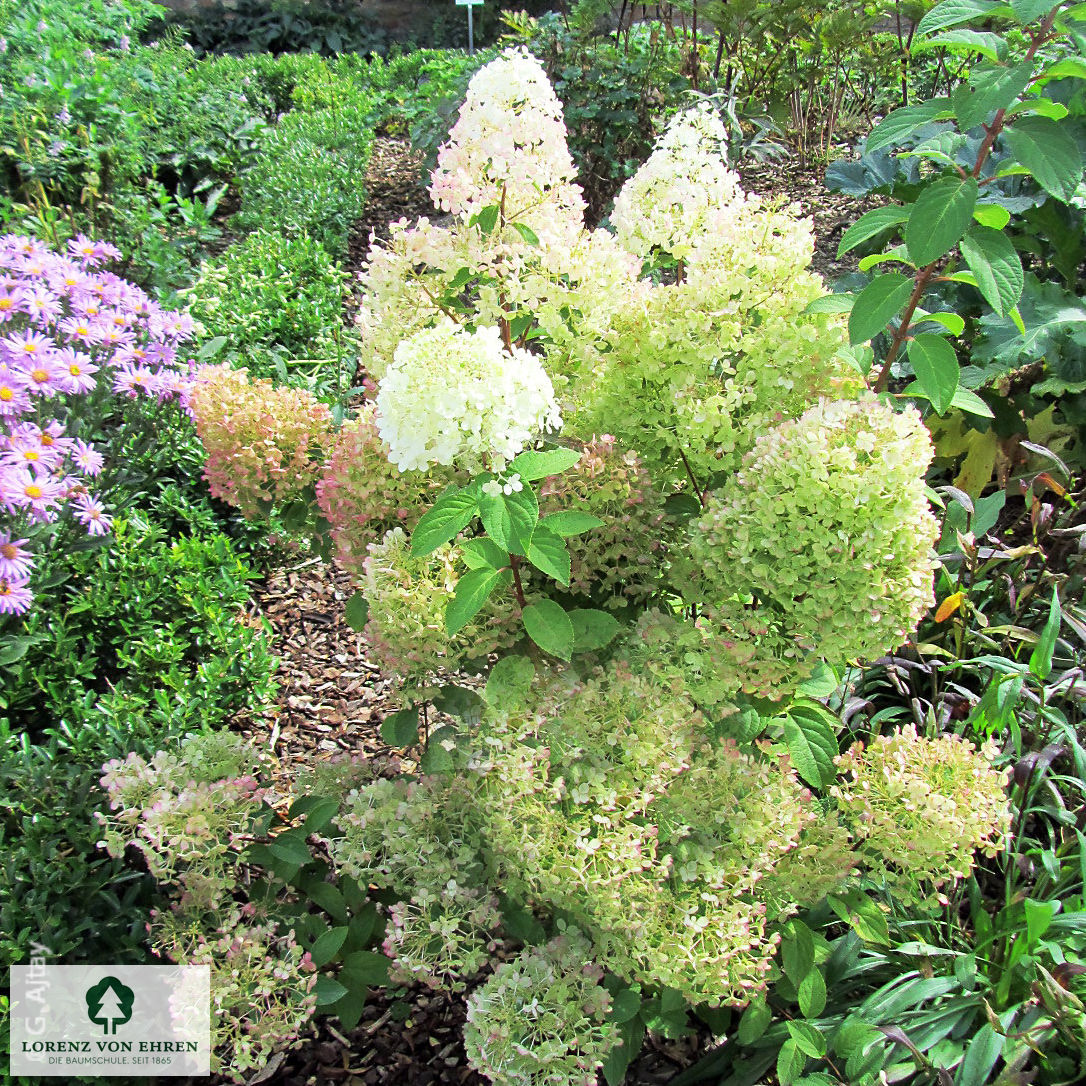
[510,554,527,608]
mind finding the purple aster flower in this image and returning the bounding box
[74,493,112,536]
[0,576,33,615]
[0,534,33,580]
[1,467,63,519]
[56,347,98,394]
[0,370,30,416]
[0,286,23,322]
[70,439,104,476]
[112,365,157,396]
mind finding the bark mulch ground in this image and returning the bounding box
[224,135,865,1086]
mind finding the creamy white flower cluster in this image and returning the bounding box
[375,321,561,473]
[429,47,585,248]
[611,103,745,262]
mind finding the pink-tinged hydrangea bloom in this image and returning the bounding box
[0,575,32,614]
[429,47,585,249]
[0,534,33,580]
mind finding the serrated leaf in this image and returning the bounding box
[446,567,512,635]
[541,511,604,536]
[479,488,538,555]
[865,100,951,154]
[1012,0,1054,22]
[782,710,838,789]
[310,925,348,968]
[803,292,856,314]
[858,244,913,273]
[848,272,914,344]
[788,1020,827,1058]
[525,525,571,585]
[344,590,370,631]
[920,310,966,335]
[951,62,1033,131]
[905,176,978,266]
[908,333,960,414]
[474,203,499,235]
[380,706,420,747]
[799,970,828,1018]
[777,1039,808,1086]
[569,608,621,652]
[915,27,1007,61]
[522,599,575,661]
[1004,115,1083,200]
[485,654,534,705]
[973,203,1011,229]
[837,205,910,258]
[509,447,581,480]
[411,487,479,555]
[952,387,995,417]
[736,998,772,1044]
[433,685,485,724]
[783,920,815,986]
[917,0,1002,39]
[459,537,509,570]
[960,225,1024,316]
[1041,57,1086,81]
[267,830,312,867]
[610,988,642,1024]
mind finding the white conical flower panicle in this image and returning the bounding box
[429,47,585,247]
[611,103,745,262]
[375,320,561,474]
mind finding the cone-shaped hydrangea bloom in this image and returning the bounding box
[375,321,560,473]
[611,103,745,262]
[429,47,586,248]
[689,396,940,695]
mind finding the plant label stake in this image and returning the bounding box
[455,0,483,55]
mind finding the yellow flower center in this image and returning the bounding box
[0,298,12,310]
[1,544,16,559]
[0,388,12,401]
[25,484,42,499]
[23,450,38,461]
[40,434,54,446]
[69,364,81,375]
[31,368,48,383]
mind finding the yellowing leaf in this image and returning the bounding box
[935,591,966,623]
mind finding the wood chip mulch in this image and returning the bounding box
[219,135,867,1086]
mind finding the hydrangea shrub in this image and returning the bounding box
[171,47,1011,1086]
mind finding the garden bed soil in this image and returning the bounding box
[225,136,870,1086]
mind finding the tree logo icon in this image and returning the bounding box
[85,976,135,1035]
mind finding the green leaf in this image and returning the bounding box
[957,1024,1004,1086]
[782,920,815,986]
[848,272,914,344]
[485,654,534,705]
[788,1020,827,1059]
[1024,897,1058,944]
[303,881,347,922]
[908,332,960,414]
[525,525,571,585]
[798,662,839,698]
[960,225,1024,316]
[339,949,391,988]
[310,925,349,968]
[433,685,485,724]
[1012,0,1054,22]
[865,100,952,153]
[951,387,996,417]
[1004,116,1083,201]
[497,894,546,943]
[411,486,479,555]
[1041,57,1086,81]
[1029,587,1061,681]
[332,988,367,1031]
[736,998,772,1044]
[951,62,1033,131]
[915,27,1007,61]
[474,204,500,235]
[799,969,828,1018]
[610,988,643,1024]
[777,1039,808,1086]
[541,511,605,536]
[446,567,512,635]
[837,206,911,258]
[267,830,312,867]
[917,0,1003,38]
[522,599,575,661]
[782,709,838,789]
[314,975,348,1006]
[344,590,369,632]
[509,447,581,480]
[920,310,966,335]
[380,706,420,747]
[511,222,540,246]
[803,292,856,314]
[459,537,509,570]
[973,203,1010,229]
[905,176,978,266]
[851,904,891,946]
[479,487,538,555]
[569,608,621,652]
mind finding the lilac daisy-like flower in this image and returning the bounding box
[22,286,59,326]
[3,328,52,361]
[1,467,63,519]
[0,575,33,615]
[0,371,30,416]
[113,365,157,397]
[0,534,33,580]
[35,421,71,456]
[0,286,23,322]
[17,351,65,398]
[56,347,98,394]
[59,314,95,344]
[74,493,112,536]
[70,439,104,476]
